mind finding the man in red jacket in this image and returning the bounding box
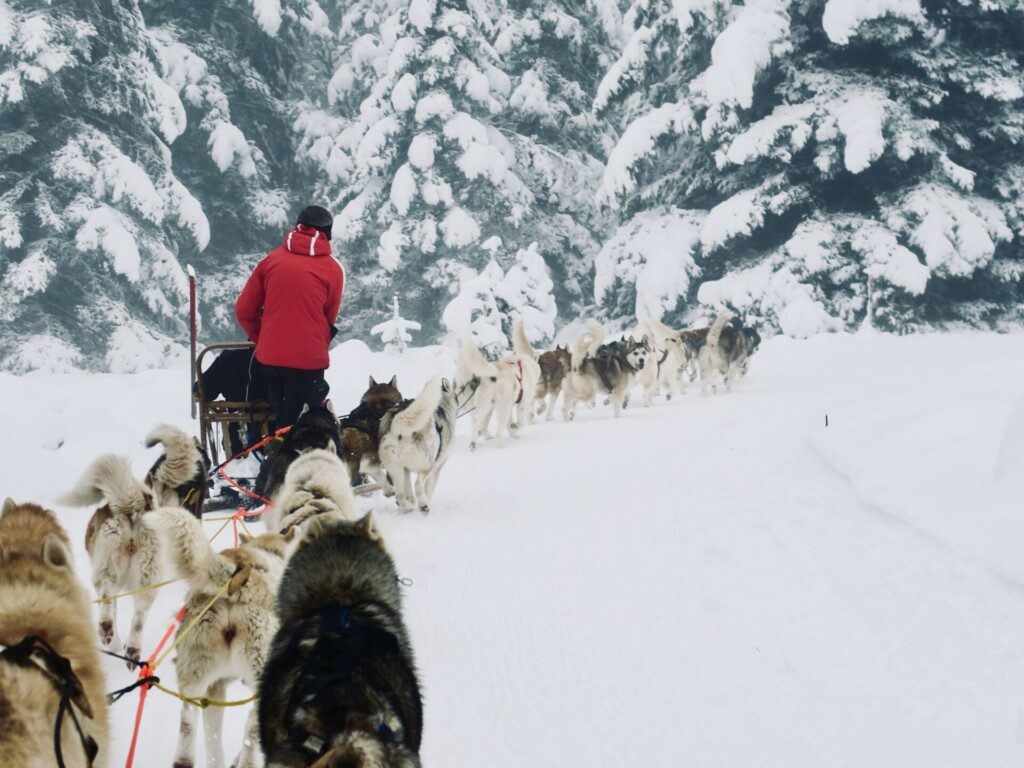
[235,205,345,427]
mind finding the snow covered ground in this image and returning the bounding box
[3,331,1024,767]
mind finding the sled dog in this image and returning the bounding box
[636,319,688,404]
[563,321,650,419]
[378,376,457,513]
[57,455,161,666]
[146,507,293,768]
[698,314,760,393]
[259,513,422,768]
[144,424,210,518]
[256,403,343,502]
[340,376,404,487]
[510,319,542,429]
[535,346,571,420]
[263,449,358,536]
[0,499,108,768]
[456,341,518,449]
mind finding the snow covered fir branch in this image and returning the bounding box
[0,0,1022,371]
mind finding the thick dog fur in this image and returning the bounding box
[146,507,293,768]
[0,499,108,768]
[56,455,161,665]
[259,514,422,768]
[257,404,343,502]
[563,321,649,419]
[263,449,358,535]
[535,346,571,420]
[145,424,210,518]
[340,376,404,487]
[456,341,517,450]
[699,313,759,394]
[378,376,457,513]
[632,320,687,405]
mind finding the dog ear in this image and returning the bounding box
[41,533,72,571]
[355,512,382,543]
[325,440,338,455]
[441,377,451,393]
[298,403,310,419]
[324,399,336,415]
[388,375,397,387]
[239,532,252,545]
[282,526,298,543]
[369,375,377,387]
[228,566,251,596]
[1,498,15,517]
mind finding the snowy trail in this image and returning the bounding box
[2,333,1024,766]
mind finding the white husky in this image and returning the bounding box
[456,322,541,449]
[146,507,293,768]
[263,449,358,535]
[57,455,162,666]
[636,318,688,405]
[378,375,458,513]
[698,313,733,395]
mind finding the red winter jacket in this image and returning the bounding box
[235,224,345,370]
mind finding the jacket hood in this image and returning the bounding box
[284,223,332,257]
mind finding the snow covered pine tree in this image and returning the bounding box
[296,0,623,347]
[372,293,422,352]
[0,0,210,371]
[595,0,1024,335]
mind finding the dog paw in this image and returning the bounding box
[172,761,194,768]
[124,647,141,669]
[470,441,478,451]
[98,621,115,646]
[419,504,430,514]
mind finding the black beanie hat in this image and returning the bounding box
[297,205,333,240]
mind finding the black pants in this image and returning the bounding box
[261,364,329,428]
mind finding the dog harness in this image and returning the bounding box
[0,635,99,768]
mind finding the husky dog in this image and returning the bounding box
[340,376,404,487]
[145,424,210,518]
[256,403,343,502]
[509,320,542,429]
[146,507,293,768]
[563,322,650,420]
[259,514,422,768]
[378,376,457,513]
[636,318,688,404]
[263,450,358,536]
[0,499,108,768]
[698,314,759,393]
[57,456,161,666]
[535,346,571,420]
[456,342,517,450]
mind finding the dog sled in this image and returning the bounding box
[188,268,380,513]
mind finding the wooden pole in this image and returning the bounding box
[188,265,197,419]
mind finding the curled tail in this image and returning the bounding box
[145,507,229,590]
[571,320,605,370]
[646,316,680,342]
[457,340,500,383]
[706,312,732,350]
[512,319,538,360]
[392,376,442,433]
[56,455,149,514]
[145,424,205,489]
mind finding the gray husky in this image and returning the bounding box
[378,376,457,513]
[258,514,422,768]
[563,321,650,419]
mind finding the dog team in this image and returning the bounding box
[0,310,759,768]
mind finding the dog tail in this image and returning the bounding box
[56,455,149,514]
[277,449,356,527]
[571,319,605,370]
[512,319,538,360]
[145,424,204,488]
[145,506,229,588]
[706,312,732,350]
[646,316,679,341]
[457,339,500,382]
[392,376,443,433]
